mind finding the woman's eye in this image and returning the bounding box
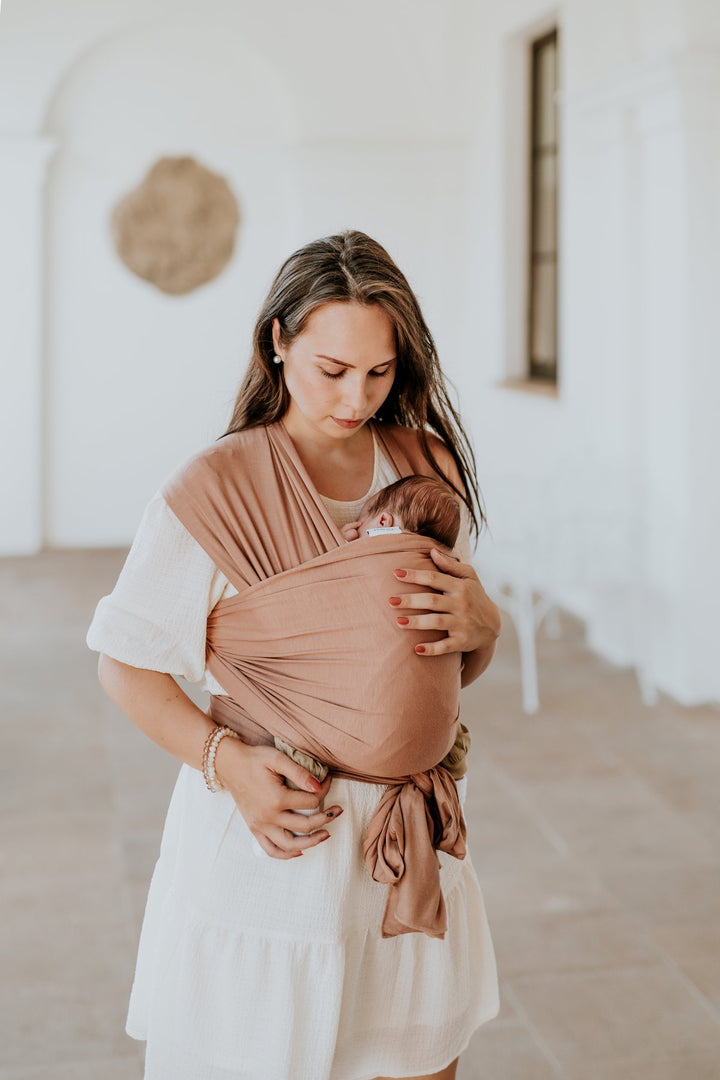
[319,367,392,380]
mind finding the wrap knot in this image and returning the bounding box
[362,766,467,939]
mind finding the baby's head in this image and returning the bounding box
[356,475,461,550]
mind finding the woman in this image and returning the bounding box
[88,229,501,1080]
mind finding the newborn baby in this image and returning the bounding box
[268,474,464,847]
[341,473,461,552]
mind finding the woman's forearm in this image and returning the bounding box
[460,637,498,687]
[97,654,339,860]
[97,653,235,776]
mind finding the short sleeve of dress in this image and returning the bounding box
[86,492,233,685]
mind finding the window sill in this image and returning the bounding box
[495,377,559,400]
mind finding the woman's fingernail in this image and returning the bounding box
[415,645,426,654]
[394,569,407,578]
[319,833,330,842]
[397,617,409,626]
[389,596,401,606]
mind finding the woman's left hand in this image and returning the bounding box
[389,547,501,657]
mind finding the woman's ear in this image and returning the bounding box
[378,512,395,527]
[271,317,281,354]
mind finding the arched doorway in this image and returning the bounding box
[42,16,299,545]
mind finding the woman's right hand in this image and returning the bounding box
[216,738,342,859]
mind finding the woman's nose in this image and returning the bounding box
[342,379,369,415]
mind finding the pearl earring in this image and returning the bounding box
[273,355,282,365]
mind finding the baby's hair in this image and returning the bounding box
[363,475,461,549]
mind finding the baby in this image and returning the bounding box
[265,474,464,849]
[341,473,461,551]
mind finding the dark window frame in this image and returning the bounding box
[528,27,559,383]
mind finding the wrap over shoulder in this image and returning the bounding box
[162,420,471,939]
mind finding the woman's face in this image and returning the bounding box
[272,301,397,445]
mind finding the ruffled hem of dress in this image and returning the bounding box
[126,863,499,1080]
[127,1008,500,1080]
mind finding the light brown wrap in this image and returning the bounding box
[163,420,470,939]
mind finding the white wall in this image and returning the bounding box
[0,135,55,554]
[460,0,720,704]
[42,16,299,545]
[0,0,471,548]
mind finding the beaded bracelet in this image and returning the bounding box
[202,724,240,793]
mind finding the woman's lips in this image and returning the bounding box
[332,417,364,428]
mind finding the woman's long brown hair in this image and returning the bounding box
[224,230,486,537]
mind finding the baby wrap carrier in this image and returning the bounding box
[163,420,470,939]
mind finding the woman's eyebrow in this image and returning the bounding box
[315,354,396,368]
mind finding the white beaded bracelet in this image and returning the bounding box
[202,725,240,793]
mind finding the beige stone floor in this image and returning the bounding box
[1,548,719,1080]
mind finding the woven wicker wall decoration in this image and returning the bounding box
[111,156,241,295]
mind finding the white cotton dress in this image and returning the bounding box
[86,431,500,1080]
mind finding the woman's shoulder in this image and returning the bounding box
[377,421,451,457]
[162,425,270,500]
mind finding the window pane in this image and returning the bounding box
[530,260,557,367]
[535,38,557,149]
[528,28,559,383]
[532,151,557,256]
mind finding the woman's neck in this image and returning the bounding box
[281,416,376,501]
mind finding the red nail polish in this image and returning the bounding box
[397,617,409,625]
[389,596,401,606]
[415,645,426,654]
[394,569,407,578]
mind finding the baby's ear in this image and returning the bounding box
[378,512,394,527]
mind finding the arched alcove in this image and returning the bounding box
[41,16,300,546]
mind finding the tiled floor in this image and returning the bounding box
[1,549,719,1079]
